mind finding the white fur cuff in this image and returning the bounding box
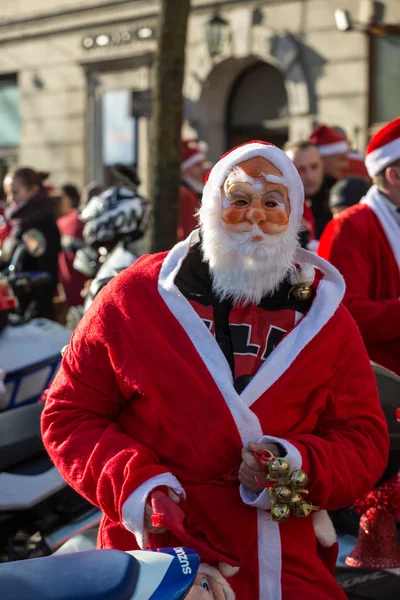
[121,473,185,549]
[312,510,337,547]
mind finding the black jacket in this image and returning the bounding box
[8,187,61,319]
[308,175,336,240]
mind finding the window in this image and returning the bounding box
[371,34,400,125]
[0,79,20,147]
[102,89,137,166]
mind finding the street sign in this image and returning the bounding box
[131,90,153,118]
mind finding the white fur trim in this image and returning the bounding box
[181,152,206,171]
[121,473,185,549]
[158,231,263,447]
[158,233,345,600]
[307,239,319,253]
[200,142,304,232]
[198,564,236,600]
[240,483,271,510]
[257,435,302,470]
[218,563,240,577]
[365,137,400,177]
[288,263,315,286]
[240,434,302,511]
[312,510,337,548]
[258,510,282,600]
[240,248,345,408]
[361,186,400,269]
[318,141,349,156]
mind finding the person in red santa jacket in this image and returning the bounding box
[178,139,207,241]
[42,141,388,600]
[319,117,400,376]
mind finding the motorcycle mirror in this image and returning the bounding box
[22,229,47,258]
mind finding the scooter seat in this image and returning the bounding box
[0,402,44,471]
[0,549,138,600]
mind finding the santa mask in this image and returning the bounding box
[199,142,304,305]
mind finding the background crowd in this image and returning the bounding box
[0,121,385,330]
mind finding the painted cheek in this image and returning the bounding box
[263,207,290,226]
[222,206,247,225]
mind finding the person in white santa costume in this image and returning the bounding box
[319,117,400,376]
[42,141,388,600]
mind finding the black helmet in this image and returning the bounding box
[80,186,151,248]
[329,177,371,212]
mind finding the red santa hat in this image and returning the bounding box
[365,117,400,178]
[201,140,304,230]
[181,139,208,171]
[309,125,349,156]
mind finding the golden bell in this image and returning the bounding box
[275,485,293,503]
[289,283,313,302]
[268,458,291,479]
[271,503,291,522]
[290,469,308,489]
[292,503,312,518]
[289,492,303,506]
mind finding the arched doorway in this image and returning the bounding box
[226,61,289,150]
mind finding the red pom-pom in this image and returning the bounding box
[353,473,400,520]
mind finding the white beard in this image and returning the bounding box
[200,213,299,306]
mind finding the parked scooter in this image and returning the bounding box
[0,229,71,411]
[334,361,400,599]
[0,401,101,562]
[0,546,200,599]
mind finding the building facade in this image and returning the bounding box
[0,0,399,195]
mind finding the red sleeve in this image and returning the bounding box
[285,307,388,509]
[41,295,171,523]
[318,216,400,344]
[303,201,315,240]
[178,186,199,241]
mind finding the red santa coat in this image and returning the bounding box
[318,186,400,375]
[42,234,388,600]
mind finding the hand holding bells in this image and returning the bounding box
[253,450,319,523]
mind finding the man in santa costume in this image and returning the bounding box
[179,139,208,241]
[42,141,387,599]
[319,117,400,376]
[308,125,349,237]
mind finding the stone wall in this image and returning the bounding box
[0,0,399,186]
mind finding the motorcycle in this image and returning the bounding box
[0,392,100,562]
[333,361,400,599]
[0,229,71,411]
[0,546,200,599]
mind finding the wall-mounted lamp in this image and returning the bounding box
[335,1,385,33]
[205,11,230,58]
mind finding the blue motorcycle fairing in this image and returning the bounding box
[146,547,200,599]
[0,547,200,600]
[0,549,138,600]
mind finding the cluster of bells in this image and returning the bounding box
[259,453,319,523]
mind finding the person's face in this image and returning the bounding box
[59,192,73,217]
[291,147,324,197]
[9,177,36,206]
[184,161,205,185]
[2,176,13,205]
[323,153,349,181]
[221,156,290,240]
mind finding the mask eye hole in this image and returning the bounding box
[200,576,210,591]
